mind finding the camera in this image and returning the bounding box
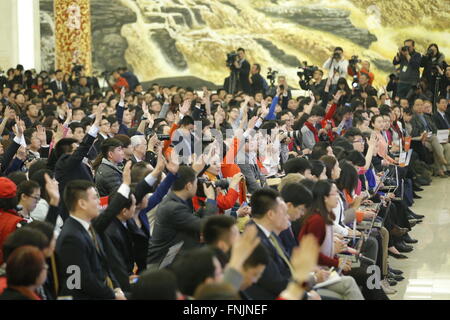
[401,46,409,52]
[297,61,318,81]
[349,55,361,66]
[267,68,278,84]
[226,52,239,68]
[156,134,170,141]
[196,177,229,198]
[427,48,434,56]
[333,52,341,60]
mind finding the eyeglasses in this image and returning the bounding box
[27,194,41,201]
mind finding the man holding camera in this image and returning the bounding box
[322,47,349,87]
[299,69,327,100]
[393,39,422,99]
[233,48,251,94]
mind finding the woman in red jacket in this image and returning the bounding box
[298,180,351,271]
[298,180,389,300]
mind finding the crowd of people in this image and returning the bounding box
[0,38,449,300]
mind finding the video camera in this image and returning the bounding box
[267,68,278,86]
[297,61,318,81]
[226,52,239,68]
[349,55,361,66]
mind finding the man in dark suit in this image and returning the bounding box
[433,97,450,130]
[147,166,218,269]
[56,164,133,300]
[235,48,251,94]
[243,188,293,300]
[49,70,68,95]
[54,104,104,219]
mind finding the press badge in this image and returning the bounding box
[402,65,408,72]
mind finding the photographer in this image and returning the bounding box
[393,39,422,99]
[233,48,251,94]
[299,69,327,101]
[322,47,349,87]
[352,73,378,100]
[249,63,269,96]
[420,43,447,97]
[348,60,375,85]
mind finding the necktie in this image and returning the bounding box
[88,226,114,289]
[269,233,295,276]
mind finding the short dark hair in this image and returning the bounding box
[203,216,236,246]
[179,115,194,127]
[100,138,123,158]
[24,220,54,247]
[284,157,312,175]
[344,127,363,141]
[171,247,216,296]
[7,171,28,186]
[2,228,48,262]
[310,142,330,160]
[346,150,366,167]
[114,134,131,148]
[237,48,245,53]
[172,166,196,191]
[310,160,326,179]
[131,161,152,184]
[280,183,313,207]
[64,180,96,212]
[131,269,178,300]
[17,180,40,201]
[250,188,280,219]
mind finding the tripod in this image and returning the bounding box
[433,74,441,114]
[226,68,239,94]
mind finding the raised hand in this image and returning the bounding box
[154,146,166,174]
[122,160,132,186]
[120,86,126,103]
[15,116,24,137]
[180,99,191,116]
[228,224,261,272]
[44,173,60,206]
[36,125,47,144]
[16,146,27,161]
[166,151,179,174]
[94,103,105,126]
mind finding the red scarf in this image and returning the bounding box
[304,121,319,143]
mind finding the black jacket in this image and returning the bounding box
[49,81,68,95]
[95,159,123,197]
[147,192,218,267]
[102,218,139,292]
[238,60,251,94]
[243,221,291,300]
[55,192,129,300]
[55,132,96,194]
[433,111,450,130]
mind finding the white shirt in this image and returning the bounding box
[322,58,349,85]
[255,222,271,239]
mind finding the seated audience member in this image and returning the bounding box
[94,138,125,197]
[56,163,133,300]
[0,246,47,300]
[283,157,313,179]
[131,269,179,300]
[147,166,218,269]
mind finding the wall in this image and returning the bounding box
[39,0,450,88]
